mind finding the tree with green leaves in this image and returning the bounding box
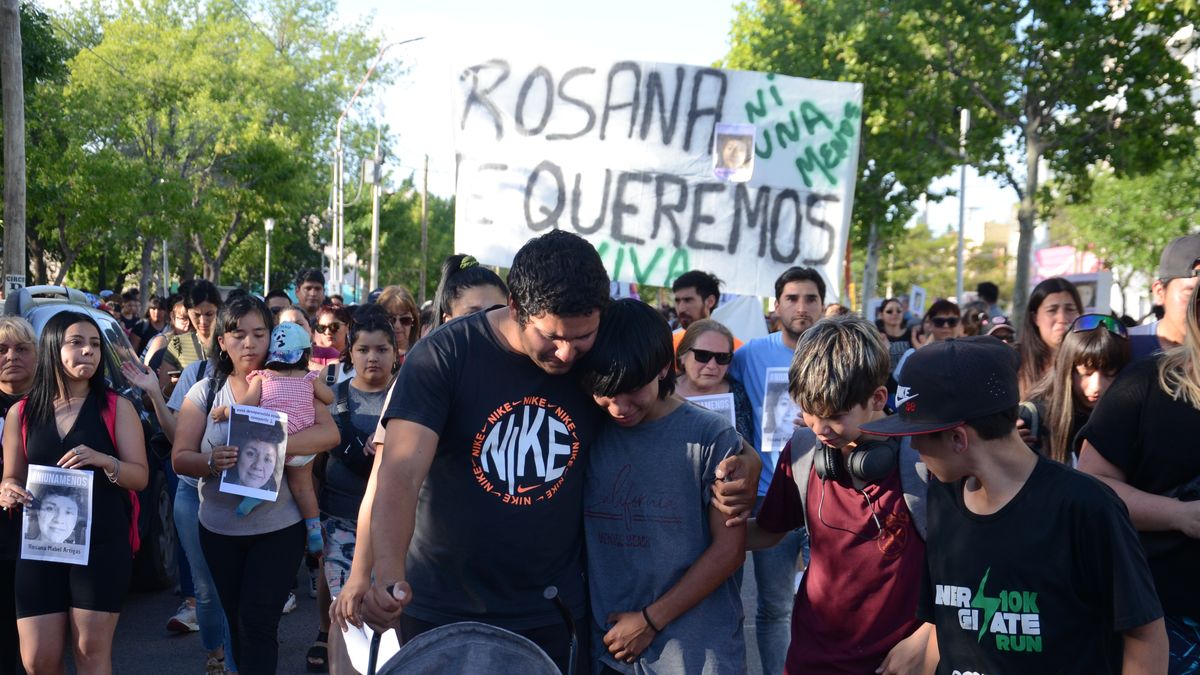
[897,0,1197,327]
[19,0,387,295]
[1050,149,1200,316]
[722,0,964,308]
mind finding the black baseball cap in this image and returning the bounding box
[1158,234,1200,281]
[861,336,1019,436]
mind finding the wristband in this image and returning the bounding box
[642,607,660,633]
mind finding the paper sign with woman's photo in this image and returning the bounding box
[21,465,93,565]
[712,122,756,183]
[220,405,288,502]
[687,393,737,428]
[761,367,801,466]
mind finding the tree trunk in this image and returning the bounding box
[1,0,26,297]
[1012,134,1041,338]
[52,213,78,284]
[861,218,880,314]
[139,237,154,300]
[27,223,47,285]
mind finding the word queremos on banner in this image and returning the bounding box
[452,53,863,298]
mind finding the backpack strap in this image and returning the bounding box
[103,390,142,555]
[326,363,339,389]
[16,399,26,459]
[789,425,929,541]
[789,426,820,534]
[897,437,929,541]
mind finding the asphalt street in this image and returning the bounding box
[109,559,772,674]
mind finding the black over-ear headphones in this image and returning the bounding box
[814,438,898,484]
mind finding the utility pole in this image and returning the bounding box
[419,154,429,305]
[955,108,970,305]
[368,128,382,291]
[1,0,26,297]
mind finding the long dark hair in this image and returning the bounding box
[431,254,508,330]
[1019,277,1083,396]
[24,311,109,429]
[210,296,273,380]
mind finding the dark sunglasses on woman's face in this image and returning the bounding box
[1070,313,1128,338]
[930,316,960,328]
[315,321,343,334]
[389,314,415,327]
[690,348,733,365]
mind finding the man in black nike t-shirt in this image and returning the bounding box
[361,231,760,673]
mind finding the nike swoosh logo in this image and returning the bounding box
[516,484,541,494]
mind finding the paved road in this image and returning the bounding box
[110,559,774,674]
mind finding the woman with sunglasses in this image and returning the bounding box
[1022,314,1130,464]
[375,286,421,360]
[1018,277,1083,397]
[674,320,753,442]
[876,298,914,374]
[1078,284,1200,674]
[312,306,352,370]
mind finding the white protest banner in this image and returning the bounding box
[452,53,863,298]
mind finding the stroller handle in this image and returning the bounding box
[543,586,578,675]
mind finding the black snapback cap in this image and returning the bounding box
[860,336,1019,437]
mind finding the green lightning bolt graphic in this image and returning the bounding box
[970,568,1000,643]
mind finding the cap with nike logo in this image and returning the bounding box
[861,335,1019,436]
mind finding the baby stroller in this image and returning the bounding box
[366,587,577,675]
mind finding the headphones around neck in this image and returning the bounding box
[814,438,899,484]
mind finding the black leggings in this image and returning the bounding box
[0,558,19,675]
[200,522,304,675]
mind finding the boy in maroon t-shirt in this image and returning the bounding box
[746,314,928,674]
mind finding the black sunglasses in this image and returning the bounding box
[689,348,732,365]
[1070,313,1128,338]
[315,321,343,334]
[930,316,960,328]
[389,314,415,327]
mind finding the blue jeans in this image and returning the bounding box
[174,481,236,670]
[750,496,808,675]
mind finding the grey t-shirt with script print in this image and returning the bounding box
[584,402,746,674]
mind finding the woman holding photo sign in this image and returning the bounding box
[0,311,148,675]
[674,319,753,441]
[172,296,339,674]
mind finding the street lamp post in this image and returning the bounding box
[332,36,424,296]
[955,108,970,305]
[264,218,275,295]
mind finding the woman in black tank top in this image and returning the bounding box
[0,311,148,674]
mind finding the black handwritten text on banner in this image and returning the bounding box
[453,56,863,297]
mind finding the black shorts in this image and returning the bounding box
[14,536,131,617]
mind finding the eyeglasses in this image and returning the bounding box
[1070,313,1128,339]
[389,314,415,328]
[883,309,902,315]
[689,349,732,365]
[930,316,960,328]
[315,321,343,334]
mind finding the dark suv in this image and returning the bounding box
[4,285,178,590]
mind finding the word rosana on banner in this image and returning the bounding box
[452,55,863,298]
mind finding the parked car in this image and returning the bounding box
[4,285,178,590]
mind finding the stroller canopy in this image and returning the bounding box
[375,621,560,674]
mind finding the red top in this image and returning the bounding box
[758,442,926,674]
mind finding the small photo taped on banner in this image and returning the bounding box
[712,122,756,183]
[687,393,737,429]
[762,367,801,462]
[22,465,93,565]
[220,405,288,503]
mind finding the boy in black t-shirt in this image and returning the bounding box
[864,337,1166,675]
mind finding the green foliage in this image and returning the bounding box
[10,0,389,290]
[893,0,1197,321]
[1050,150,1200,292]
[852,221,1011,303]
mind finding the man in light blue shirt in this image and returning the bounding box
[729,266,825,675]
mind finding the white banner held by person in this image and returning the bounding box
[220,405,288,503]
[21,465,93,565]
[452,53,863,298]
[687,392,737,428]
